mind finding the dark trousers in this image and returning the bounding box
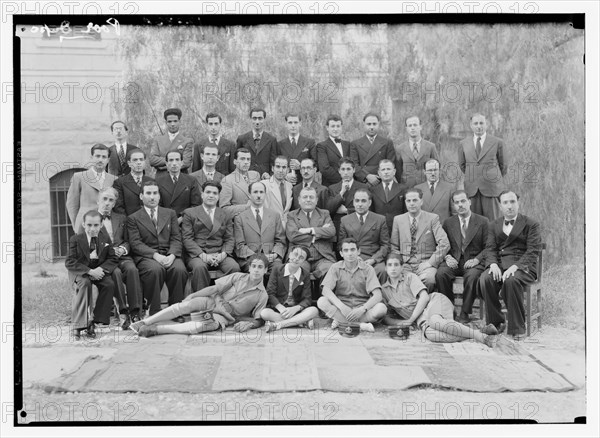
[470,190,501,222]
[479,269,536,335]
[112,256,143,315]
[187,256,240,292]
[435,260,484,314]
[137,258,188,315]
[72,275,114,329]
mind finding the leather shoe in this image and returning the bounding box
[121,314,132,331]
[172,316,185,323]
[497,322,507,333]
[86,323,96,339]
[481,323,499,335]
[512,333,526,341]
[138,324,158,338]
[72,328,82,341]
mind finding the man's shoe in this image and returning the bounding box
[172,316,185,323]
[138,324,158,338]
[331,320,339,330]
[130,320,145,334]
[457,312,470,324]
[497,322,507,334]
[481,323,499,335]
[86,323,96,339]
[72,328,82,341]
[512,333,526,341]
[121,315,131,330]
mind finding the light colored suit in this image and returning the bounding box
[66,169,117,232]
[219,169,262,217]
[263,177,293,227]
[414,180,455,224]
[148,132,194,173]
[395,139,439,188]
[234,207,287,263]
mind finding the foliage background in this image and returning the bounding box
[114,23,584,267]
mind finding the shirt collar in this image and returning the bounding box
[144,206,156,216]
[168,131,179,141]
[289,135,298,142]
[474,132,487,143]
[342,179,354,188]
[330,136,341,144]
[382,271,405,288]
[284,264,302,282]
[209,134,221,142]
[356,211,368,220]
[253,130,262,139]
[202,167,215,175]
[203,204,215,216]
[342,258,367,274]
[90,167,105,178]
[409,212,421,223]
[253,206,264,216]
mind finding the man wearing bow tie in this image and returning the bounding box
[277,113,317,185]
[478,191,541,340]
[107,121,138,177]
[191,113,236,176]
[235,108,277,179]
[190,144,225,187]
[149,108,194,176]
[316,115,352,187]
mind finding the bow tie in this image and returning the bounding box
[334,138,341,144]
[504,219,515,226]
[102,214,111,221]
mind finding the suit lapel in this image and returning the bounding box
[328,139,342,158]
[245,210,261,234]
[415,214,427,242]
[124,174,139,198]
[157,208,171,233]
[171,175,186,202]
[504,214,524,246]
[84,169,102,192]
[139,208,158,235]
[197,206,213,231]
[78,234,91,262]
[363,137,383,163]
[209,208,224,238]
[479,136,494,161]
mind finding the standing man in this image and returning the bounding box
[113,149,154,217]
[236,107,277,179]
[435,190,489,323]
[316,115,351,187]
[395,116,439,188]
[234,181,287,274]
[339,189,390,276]
[286,186,337,286]
[390,188,450,292]
[277,113,317,185]
[370,159,407,236]
[149,108,193,176]
[191,112,236,176]
[415,159,455,224]
[479,191,541,340]
[459,113,507,222]
[67,143,117,232]
[291,158,328,211]
[127,181,188,316]
[182,182,240,292]
[317,238,388,332]
[325,158,369,232]
[156,150,201,223]
[349,113,396,187]
[107,120,137,177]
[263,156,293,226]
[190,143,225,187]
[220,148,262,217]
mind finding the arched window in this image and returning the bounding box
[49,168,86,260]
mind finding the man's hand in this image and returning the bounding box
[153,253,166,264]
[488,263,502,282]
[298,227,313,235]
[162,254,176,268]
[346,306,366,322]
[113,246,126,258]
[289,159,301,170]
[88,267,104,280]
[416,262,432,275]
[177,216,183,225]
[364,259,376,266]
[340,183,349,196]
[233,321,255,332]
[464,258,480,269]
[366,174,380,185]
[502,264,519,281]
[445,255,459,269]
[285,172,297,185]
[261,172,270,180]
[280,306,300,319]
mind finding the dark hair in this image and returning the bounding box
[140,180,159,192]
[338,237,358,252]
[405,187,423,199]
[248,181,266,194]
[284,112,301,122]
[235,147,251,160]
[201,143,220,155]
[423,158,441,170]
[325,114,342,126]
[164,108,182,120]
[290,245,311,261]
[273,155,290,167]
[470,113,486,122]
[247,253,269,268]
[386,253,403,263]
[300,157,316,168]
[378,159,395,169]
[338,157,356,168]
[165,149,183,161]
[110,120,128,131]
[363,112,380,122]
[405,115,421,126]
[498,190,519,202]
[205,112,222,123]
[126,147,145,161]
[202,181,222,193]
[90,143,109,155]
[83,209,102,222]
[353,188,372,201]
[451,189,469,203]
[249,107,266,118]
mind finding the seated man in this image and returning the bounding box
[261,245,319,332]
[381,253,495,347]
[317,238,388,332]
[182,181,240,291]
[130,254,269,336]
[65,210,118,340]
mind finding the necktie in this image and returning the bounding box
[118,144,126,167]
[279,181,286,206]
[504,219,515,226]
[412,143,419,159]
[211,137,217,144]
[207,208,214,225]
[304,182,309,189]
[344,183,350,192]
[461,218,467,240]
[255,209,262,229]
[243,174,249,184]
[306,211,311,223]
[150,207,158,230]
[135,176,141,187]
[89,236,97,253]
[172,175,178,185]
[254,136,261,148]
[359,213,365,226]
[430,183,435,195]
[368,136,375,144]
[291,137,297,148]
[384,183,390,202]
[207,172,213,181]
[476,136,482,158]
[409,218,417,258]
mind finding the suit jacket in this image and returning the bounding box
[277,135,317,182]
[263,177,293,226]
[339,212,390,263]
[395,139,439,188]
[181,206,234,257]
[66,169,117,232]
[236,131,278,176]
[99,211,130,254]
[107,142,138,177]
[370,181,407,234]
[414,180,455,224]
[349,135,396,183]
[189,168,225,188]
[127,206,183,263]
[484,214,541,278]
[286,208,337,263]
[148,132,194,173]
[191,137,236,175]
[113,173,155,216]
[156,172,202,216]
[316,138,351,186]
[291,181,328,211]
[65,232,118,282]
[325,180,369,217]
[219,169,262,217]
[266,264,312,310]
[459,134,507,197]
[390,210,450,267]
[442,213,488,263]
[234,207,287,260]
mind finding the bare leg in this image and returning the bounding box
[156,320,220,335]
[260,307,318,330]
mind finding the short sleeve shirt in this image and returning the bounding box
[380,272,427,319]
[321,259,381,307]
[214,272,268,319]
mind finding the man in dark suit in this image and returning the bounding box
[414,159,455,224]
[190,143,225,187]
[191,112,236,175]
[350,113,396,187]
[291,158,327,211]
[277,113,317,185]
[339,189,389,276]
[316,114,351,186]
[106,120,138,177]
[370,159,407,236]
[127,181,188,315]
[479,191,541,340]
[65,210,117,340]
[435,190,489,323]
[182,181,240,291]
[325,158,369,232]
[459,113,508,222]
[113,149,154,217]
[236,107,277,179]
[149,108,194,176]
[156,150,202,224]
[395,116,439,188]
[96,187,143,329]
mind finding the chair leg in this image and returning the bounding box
[537,287,542,331]
[525,288,532,337]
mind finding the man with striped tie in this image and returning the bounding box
[107,121,138,177]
